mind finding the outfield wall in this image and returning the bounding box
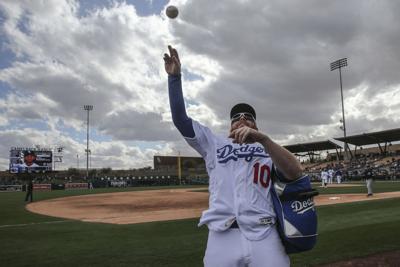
[0,184,22,192]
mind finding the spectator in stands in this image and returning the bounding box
[364,165,374,197]
[25,180,33,202]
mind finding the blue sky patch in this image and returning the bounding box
[182,68,204,82]
[16,10,31,35]
[1,118,50,132]
[78,0,169,17]
[0,9,17,69]
[0,49,16,69]
[0,81,14,98]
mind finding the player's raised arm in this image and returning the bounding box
[164,45,195,138]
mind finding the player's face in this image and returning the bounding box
[24,155,36,165]
[230,113,257,131]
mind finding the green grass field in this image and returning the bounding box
[1,182,399,267]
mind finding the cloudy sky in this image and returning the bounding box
[0,0,399,171]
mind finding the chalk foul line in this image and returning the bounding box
[0,220,71,228]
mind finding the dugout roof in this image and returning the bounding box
[284,140,341,153]
[334,128,400,146]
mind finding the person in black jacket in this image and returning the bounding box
[25,180,33,202]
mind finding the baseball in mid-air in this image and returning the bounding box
[166,5,179,19]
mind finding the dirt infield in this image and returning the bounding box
[316,191,400,206]
[315,183,363,188]
[26,188,400,225]
[27,189,208,224]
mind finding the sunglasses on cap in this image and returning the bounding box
[231,112,256,123]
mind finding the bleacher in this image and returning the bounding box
[287,128,400,181]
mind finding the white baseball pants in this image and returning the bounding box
[203,226,290,267]
[366,178,373,195]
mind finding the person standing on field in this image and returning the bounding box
[320,169,328,188]
[364,165,374,197]
[335,168,342,184]
[328,167,334,184]
[164,45,304,267]
[25,179,33,202]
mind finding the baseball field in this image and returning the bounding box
[1,181,400,267]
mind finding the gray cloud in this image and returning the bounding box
[174,0,400,140]
[1,0,400,170]
[99,109,180,141]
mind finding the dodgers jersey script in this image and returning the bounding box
[186,120,276,241]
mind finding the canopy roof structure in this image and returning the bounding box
[334,128,400,146]
[283,128,400,161]
[284,140,341,153]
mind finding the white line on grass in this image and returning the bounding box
[0,220,70,228]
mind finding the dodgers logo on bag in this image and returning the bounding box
[270,175,318,254]
[291,198,315,214]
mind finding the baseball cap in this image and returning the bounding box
[230,103,256,120]
[25,151,35,156]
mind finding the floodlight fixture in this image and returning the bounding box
[330,58,348,160]
[83,105,94,179]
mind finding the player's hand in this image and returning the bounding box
[164,45,181,75]
[228,126,266,145]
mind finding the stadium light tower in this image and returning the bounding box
[330,58,348,160]
[84,105,93,179]
[178,151,181,185]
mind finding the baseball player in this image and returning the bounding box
[320,169,328,188]
[328,167,334,184]
[22,151,39,168]
[164,45,303,267]
[364,165,374,197]
[335,168,342,184]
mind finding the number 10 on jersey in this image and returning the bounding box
[253,162,271,188]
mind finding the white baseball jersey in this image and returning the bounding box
[185,120,276,241]
[321,171,328,180]
[328,169,334,178]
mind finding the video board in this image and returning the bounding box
[9,147,53,173]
